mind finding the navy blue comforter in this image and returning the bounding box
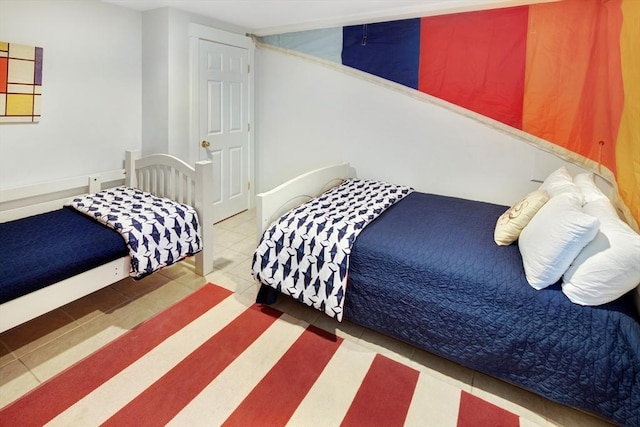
[344,192,640,426]
[0,207,128,304]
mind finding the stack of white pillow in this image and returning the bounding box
[494,167,640,309]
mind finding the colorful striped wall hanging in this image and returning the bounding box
[258,0,640,230]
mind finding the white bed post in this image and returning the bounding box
[194,160,214,276]
[125,150,141,188]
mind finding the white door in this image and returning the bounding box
[199,39,250,223]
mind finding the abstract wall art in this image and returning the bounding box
[0,41,43,123]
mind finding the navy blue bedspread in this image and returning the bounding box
[0,207,128,304]
[342,192,640,425]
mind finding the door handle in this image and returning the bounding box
[201,140,211,148]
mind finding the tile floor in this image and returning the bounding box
[0,209,613,426]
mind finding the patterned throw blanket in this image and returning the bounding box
[66,187,202,279]
[252,179,412,321]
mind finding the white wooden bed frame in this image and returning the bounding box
[0,150,214,333]
[256,162,350,235]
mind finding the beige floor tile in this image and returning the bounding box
[226,258,254,282]
[227,220,257,237]
[312,314,366,343]
[235,283,260,308]
[208,270,256,294]
[471,371,548,426]
[273,294,321,326]
[159,261,208,291]
[132,280,197,315]
[0,359,40,408]
[520,418,547,427]
[213,227,247,249]
[20,299,155,383]
[110,271,172,300]
[0,340,16,369]
[411,348,474,393]
[544,399,615,427]
[215,213,249,230]
[357,328,416,365]
[213,248,251,272]
[0,309,81,358]
[218,209,256,227]
[60,286,131,325]
[228,235,258,256]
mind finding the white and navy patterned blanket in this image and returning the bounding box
[66,187,202,278]
[252,179,412,321]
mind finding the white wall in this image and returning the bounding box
[141,8,246,162]
[255,47,590,207]
[0,0,590,208]
[0,0,142,188]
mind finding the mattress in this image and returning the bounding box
[344,192,640,426]
[0,207,128,304]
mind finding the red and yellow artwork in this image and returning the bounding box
[0,41,43,123]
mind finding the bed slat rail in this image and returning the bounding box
[125,150,213,276]
[126,152,197,207]
[0,169,125,223]
[0,150,214,333]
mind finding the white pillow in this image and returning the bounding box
[519,194,600,290]
[562,197,640,306]
[573,172,608,204]
[539,166,582,204]
[494,190,549,246]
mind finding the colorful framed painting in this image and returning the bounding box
[0,41,43,123]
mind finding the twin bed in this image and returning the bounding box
[0,150,214,333]
[253,163,640,426]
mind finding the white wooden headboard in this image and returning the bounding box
[256,162,350,236]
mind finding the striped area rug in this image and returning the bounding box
[0,284,522,426]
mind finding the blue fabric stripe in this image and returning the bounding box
[259,28,343,63]
[342,19,421,89]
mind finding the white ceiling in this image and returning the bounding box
[100,0,545,36]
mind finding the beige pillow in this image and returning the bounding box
[494,189,550,246]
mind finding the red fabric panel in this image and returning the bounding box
[418,7,528,129]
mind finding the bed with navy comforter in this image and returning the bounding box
[255,190,640,426]
[0,187,203,305]
[0,208,127,305]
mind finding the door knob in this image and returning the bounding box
[201,140,210,148]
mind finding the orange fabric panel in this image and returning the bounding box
[418,7,528,129]
[523,0,624,174]
[616,0,640,227]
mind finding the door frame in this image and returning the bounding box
[188,23,255,210]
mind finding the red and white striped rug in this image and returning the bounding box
[1,284,522,426]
